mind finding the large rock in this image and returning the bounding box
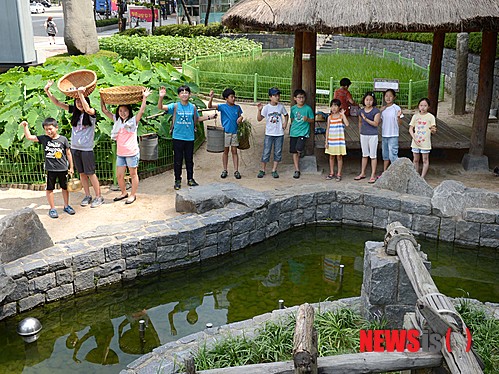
[175,183,270,213]
[0,207,53,263]
[432,180,499,217]
[374,158,433,198]
[63,0,99,55]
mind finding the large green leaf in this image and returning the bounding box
[91,56,116,77]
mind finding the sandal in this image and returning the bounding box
[257,170,265,178]
[368,177,376,184]
[336,175,342,182]
[221,170,228,179]
[354,175,366,181]
[271,170,279,178]
[234,171,241,179]
[326,174,334,180]
[48,208,58,219]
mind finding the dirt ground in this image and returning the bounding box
[1,96,498,243]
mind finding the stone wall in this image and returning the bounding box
[1,183,498,320]
[323,35,499,110]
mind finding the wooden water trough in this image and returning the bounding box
[184,222,483,374]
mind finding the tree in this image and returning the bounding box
[204,0,212,26]
[179,0,192,25]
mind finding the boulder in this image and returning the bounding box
[432,180,499,217]
[0,207,53,263]
[63,0,99,55]
[175,183,270,213]
[374,158,433,198]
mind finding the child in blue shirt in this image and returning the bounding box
[158,85,213,190]
[208,88,244,179]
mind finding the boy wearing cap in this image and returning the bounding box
[289,89,314,179]
[256,87,289,178]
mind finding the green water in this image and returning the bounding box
[0,225,497,373]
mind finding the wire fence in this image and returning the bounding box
[183,47,444,108]
[0,125,205,187]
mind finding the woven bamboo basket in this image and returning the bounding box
[99,86,145,105]
[57,70,97,98]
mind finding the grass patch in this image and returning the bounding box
[195,53,428,82]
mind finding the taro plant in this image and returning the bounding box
[0,53,204,150]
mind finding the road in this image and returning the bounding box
[31,5,64,37]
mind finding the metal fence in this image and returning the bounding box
[0,125,205,187]
[183,47,444,108]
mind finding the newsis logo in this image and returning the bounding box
[360,329,472,353]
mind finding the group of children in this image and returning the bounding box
[23,78,436,219]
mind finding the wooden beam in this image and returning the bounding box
[291,32,303,107]
[196,352,442,373]
[469,31,498,157]
[293,303,317,374]
[302,31,316,156]
[428,31,445,117]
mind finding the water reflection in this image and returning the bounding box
[0,225,497,373]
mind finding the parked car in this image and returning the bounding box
[30,2,45,13]
[39,0,51,7]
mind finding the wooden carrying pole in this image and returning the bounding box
[384,222,483,374]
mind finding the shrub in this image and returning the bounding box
[95,18,119,27]
[118,27,149,37]
[153,22,224,37]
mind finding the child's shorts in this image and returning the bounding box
[261,135,283,163]
[224,132,239,148]
[290,136,306,154]
[382,136,399,162]
[46,170,68,191]
[411,148,431,154]
[117,154,140,168]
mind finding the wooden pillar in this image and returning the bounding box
[291,31,303,107]
[427,31,445,117]
[451,33,469,115]
[302,31,316,156]
[469,31,497,157]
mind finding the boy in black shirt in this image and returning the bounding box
[21,118,75,218]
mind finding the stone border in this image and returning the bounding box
[1,182,498,321]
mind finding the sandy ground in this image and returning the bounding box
[1,96,498,243]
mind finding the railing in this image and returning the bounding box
[0,125,205,187]
[183,47,444,108]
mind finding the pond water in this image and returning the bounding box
[0,225,497,373]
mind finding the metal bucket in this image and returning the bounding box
[139,134,158,161]
[206,126,225,153]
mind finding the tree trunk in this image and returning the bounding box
[151,0,155,34]
[204,0,212,26]
[302,32,316,156]
[291,32,303,107]
[179,0,192,25]
[428,31,445,117]
[62,0,99,55]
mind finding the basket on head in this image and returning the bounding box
[99,86,145,105]
[57,69,97,98]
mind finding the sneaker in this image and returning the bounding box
[63,205,75,215]
[221,170,228,178]
[90,196,104,208]
[234,171,241,179]
[81,195,92,207]
[187,179,199,187]
[257,170,265,178]
[48,208,58,219]
[174,180,181,190]
[293,170,301,179]
[272,170,279,178]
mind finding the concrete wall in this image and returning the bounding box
[1,182,498,321]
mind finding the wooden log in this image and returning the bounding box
[195,352,442,374]
[428,31,445,117]
[293,303,317,374]
[469,31,497,157]
[291,31,303,107]
[302,31,316,156]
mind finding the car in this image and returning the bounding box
[39,0,51,7]
[30,2,45,13]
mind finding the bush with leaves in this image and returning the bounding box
[95,18,119,27]
[153,23,225,37]
[118,27,149,37]
[0,54,205,150]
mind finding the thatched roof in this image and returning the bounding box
[222,0,499,33]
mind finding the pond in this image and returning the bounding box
[0,225,497,373]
